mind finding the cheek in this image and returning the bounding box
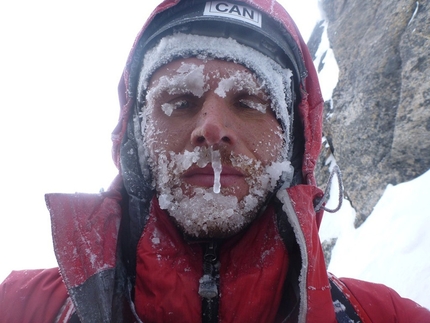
[247,121,284,163]
[145,115,191,153]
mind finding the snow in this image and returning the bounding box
[146,63,208,109]
[319,169,430,309]
[313,21,339,102]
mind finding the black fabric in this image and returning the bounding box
[119,115,155,286]
[68,269,116,323]
[68,312,81,323]
[329,278,362,323]
[201,241,220,323]
[274,198,301,322]
[202,298,219,323]
[129,0,307,101]
[289,104,305,185]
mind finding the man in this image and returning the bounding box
[1,0,429,322]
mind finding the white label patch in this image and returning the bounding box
[204,1,262,28]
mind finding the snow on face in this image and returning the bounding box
[137,33,293,160]
[150,145,291,238]
[146,63,209,116]
[135,34,295,238]
[215,70,269,113]
[146,64,270,118]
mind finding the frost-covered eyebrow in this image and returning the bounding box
[146,64,209,104]
[214,70,268,99]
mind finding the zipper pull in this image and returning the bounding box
[199,241,219,299]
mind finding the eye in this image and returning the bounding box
[160,97,196,116]
[173,99,190,110]
[238,98,268,114]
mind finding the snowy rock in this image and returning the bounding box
[316,0,430,225]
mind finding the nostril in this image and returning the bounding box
[196,136,205,144]
[221,136,230,143]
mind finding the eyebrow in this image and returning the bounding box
[214,70,267,99]
[146,65,209,103]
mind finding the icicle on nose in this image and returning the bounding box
[211,148,222,194]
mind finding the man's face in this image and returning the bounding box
[143,57,286,238]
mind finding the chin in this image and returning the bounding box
[160,186,263,239]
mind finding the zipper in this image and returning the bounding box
[199,241,220,323]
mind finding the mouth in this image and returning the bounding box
[181,164,245,188]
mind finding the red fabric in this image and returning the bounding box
[134,199,203,323]
[45,191,122,288]
[340,277,430,323]
[284,186,336,322]
[135,199,289,323]
[218,204,289,323]
[2,192,429,322]
[0,268,68,323]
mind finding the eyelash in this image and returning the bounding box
[159,96,268,116]
[238,99,267,113]
[173,100,189,109]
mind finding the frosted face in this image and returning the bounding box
[143,58,288,238]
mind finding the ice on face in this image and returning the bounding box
[238,99,268,113]
[215,70,264,97]
[214,70,269,113]
[161,103,175,116]
[211,148,222,194]
[170,147,211,174]
[145,63,209,116]
[138,33,294,161]
[150,145,294,238]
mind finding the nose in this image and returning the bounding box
[191,97,236,147]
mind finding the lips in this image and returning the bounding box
[181,164,245,188]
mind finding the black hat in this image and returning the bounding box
[130,0,307,102]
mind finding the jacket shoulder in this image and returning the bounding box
[335,275,430,322]
[0,268,69,323]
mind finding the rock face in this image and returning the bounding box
[315,0,430,225]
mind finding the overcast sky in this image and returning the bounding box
[0,0,321,281]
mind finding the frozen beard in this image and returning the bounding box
[149,146,290,238]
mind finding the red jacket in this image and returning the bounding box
[1,191,429,322]
[1,0,429,322]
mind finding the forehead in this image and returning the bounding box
[148,57,257,86]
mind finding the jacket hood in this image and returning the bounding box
[111,0,324,195]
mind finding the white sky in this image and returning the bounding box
[0,1,321,282]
